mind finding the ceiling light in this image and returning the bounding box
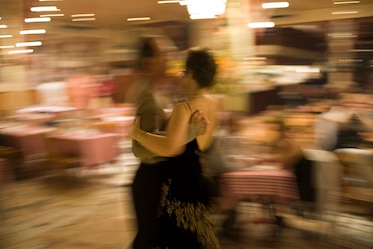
[248,22,275,28]
[127,17,151,21]
[0,45,14,49]
[25,17,51,23]
[39,0,62,1]
[332,10,358,14]
[72,18,96,22]
[16,41,43,47]
[158,0,180,3]
[190,14,216,19]
[20,29,46,35]
[295,67,320,73]
[0,24,7,28]
[333,1,360,4]
[185,0,227,20]
[328,32,356,38]
[0,35,12,38]
[71,14,95,18]
[40,13,64,17]
[8,49,34,54]
[262,2,289,9]
[31,6,59,12]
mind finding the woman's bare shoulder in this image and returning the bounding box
[188,95,221,108]
[173,101,190,110]
[169,102,192,117]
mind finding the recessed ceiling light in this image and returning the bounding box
[127,17,151,21]
[8,49,34,54]
[158,0,180,3]
[16,41,43,47]
[0,24,8,28]
[185,0,227,19]
[0,45,14,49]
[328,32,356,38]
[248,22,275,28]
[40,13,64,17]
[333,1,360,4]
[20,29,46,35]
[0,35,12,38]
[262,2,289,9]
[332,10,358,14]
[25,17,51,23]
[31,6,59,12]
[71,14,95,18]
[189,14,216,20]
[72,18,96,22]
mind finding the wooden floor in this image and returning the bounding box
[1,144,372,249]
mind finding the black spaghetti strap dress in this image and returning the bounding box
[152,139,220,249]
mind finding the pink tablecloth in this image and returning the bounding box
[51,132,120,168]
[220,169,299,210]
[0,126,56,156]
[13,113,57,126]
[92,107,134,117]
[16,105,78,114]
[91,116,134,136]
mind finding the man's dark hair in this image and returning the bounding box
[136,36,159,70]
[186,48,217,88]
[138,37,157,58]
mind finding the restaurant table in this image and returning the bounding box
[90,116,134,136]
[220,167,299,210]
[87,107,134,119]
[16,105,78,114]
[12,113,57,126]
[0,125,56,157]
[50,130,120,168]
[0,125,57,178]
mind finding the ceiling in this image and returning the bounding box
[0,0,372,55]
[1,0,373,30]
[45,0,373,27]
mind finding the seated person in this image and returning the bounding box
[316,93,373,150]
[256,116,316,205]
[219,113,257,171]
[248,116,303,169]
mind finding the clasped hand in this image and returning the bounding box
[191,109,209,135]
[128,109,209,140]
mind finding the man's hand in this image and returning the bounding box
[191,109,209,135]
[128,116,141,140]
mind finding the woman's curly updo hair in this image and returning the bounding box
[186,48,217,88]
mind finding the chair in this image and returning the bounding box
[334,148,373,205]
[278,92,307,108]
[43,135,82,175]
[0,146,22,180]
[35,81,69,105]
[303,149,343,214]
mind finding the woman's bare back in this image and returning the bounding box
[187,95,223,151]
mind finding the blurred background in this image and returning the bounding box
[0,0,372,112]
[1,1,373,249]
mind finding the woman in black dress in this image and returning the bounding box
[129,48,222,249]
